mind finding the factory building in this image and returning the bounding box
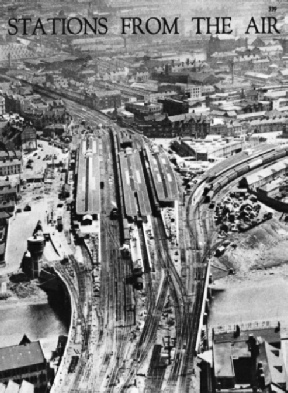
[0,339,49,392]
[174,138,244,161]
[125,101,162,120]
[211,326,287,392]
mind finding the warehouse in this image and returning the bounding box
[175,138,244,161]
[0,340,49,391]
[212,327,284,392]
[239,157,288,190]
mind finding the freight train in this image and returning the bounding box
[206,147,276,183]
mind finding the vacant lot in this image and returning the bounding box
[209,219,288,328]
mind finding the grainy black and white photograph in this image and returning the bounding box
[0,0,288,392]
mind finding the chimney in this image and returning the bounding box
[234,325,240,338]
[248,334,259,358]
[258,373,265,390]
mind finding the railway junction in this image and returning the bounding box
[43,95,288,393]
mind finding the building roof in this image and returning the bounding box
[252,58,270,64]
[259,45,283,52]
[23,174,44,181]
[258,340,286,388]
[0,187,17,195]
[213,327,281,345]
[245,71,272,80]
[213,341,234,378]
[76,137,100,216]
[264,90,287,99]
[19,380,34,393]
[212,34,239,41]
[188,72,219,84]
[93,89,120,97]
[280,69,288,77]
[237,112,267,121]
[0,341,45,372]
[0,159,22,168]
[250,118,287,126]
[5,381,19,393]
[0,212,12,219]
[168,113,207,123]
[213,328,286,390]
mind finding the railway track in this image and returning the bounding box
[177,153,276,391]
[147,217,187,391]
[120,273,169,391]
[175,186,213,392]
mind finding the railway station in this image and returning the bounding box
[6,13,288,392]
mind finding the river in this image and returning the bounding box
[0,301,69,359]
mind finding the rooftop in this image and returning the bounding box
[0,341,45,372]
[214,327,281,345]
